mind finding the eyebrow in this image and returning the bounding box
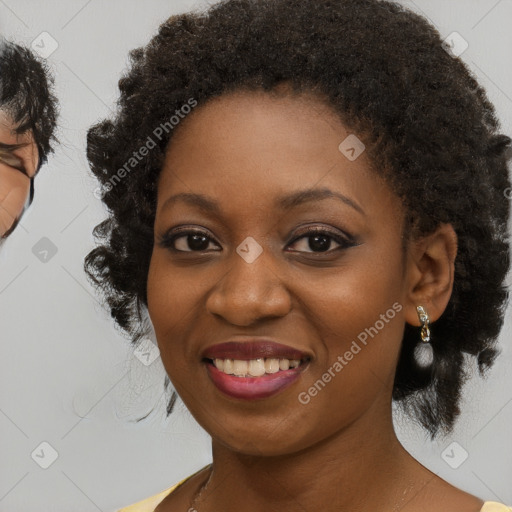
[161,187,365,216]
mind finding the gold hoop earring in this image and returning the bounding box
[416,305,431,343]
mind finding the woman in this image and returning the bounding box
[84,0,512,510]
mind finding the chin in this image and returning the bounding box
[208,418,317,457]
[216,436,304,457]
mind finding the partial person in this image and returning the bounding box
[0,38,58,242]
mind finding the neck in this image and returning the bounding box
[196,400,431,512]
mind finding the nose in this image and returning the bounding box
[205,245,292,326]
[21,140,40,178]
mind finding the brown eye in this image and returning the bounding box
[159,229,220,252]
[287,227,356,254]
[158,226,357,255]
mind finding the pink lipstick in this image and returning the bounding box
[202,339,311,400]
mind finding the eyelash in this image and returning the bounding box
[158,226,357,255]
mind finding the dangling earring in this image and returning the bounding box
[416,305,431,343]
[414,305,433,367]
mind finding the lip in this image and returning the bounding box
[201,339,311,361]
[205,359,309,400]
[201,339,312,401]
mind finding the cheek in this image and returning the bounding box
[146,253,204,367]
[313,269,403,346]
[292,250,406,428]
[300,239,404,339]
[0,169,30,235]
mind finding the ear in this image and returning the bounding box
[403,223,458,327]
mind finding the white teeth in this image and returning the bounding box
[233,360,248,376]
[212,357,304,377]
[264,358,280,374]
[223,359,234,374]
[248,359,266,377]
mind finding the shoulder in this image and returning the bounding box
[480,502,512,512]
[116,484,178,512]
[116,465,211,512]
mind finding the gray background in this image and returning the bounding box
[0,0,511,510]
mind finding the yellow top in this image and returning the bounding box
[117,468,512,512]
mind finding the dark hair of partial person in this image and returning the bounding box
[83,0,512,439]
[0,38,58,167]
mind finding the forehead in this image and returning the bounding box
[164,91,363,181]
[157,90,398,218]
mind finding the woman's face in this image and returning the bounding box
[0,111,39,238]
[147,90,415,456]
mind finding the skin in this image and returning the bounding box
[146,89,483,512]
[0,111,39,238]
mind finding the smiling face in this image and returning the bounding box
[147,89,417,456]
[0,110,40,238]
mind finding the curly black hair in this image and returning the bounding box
[84,0,511,439]
[0,38,58,165]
